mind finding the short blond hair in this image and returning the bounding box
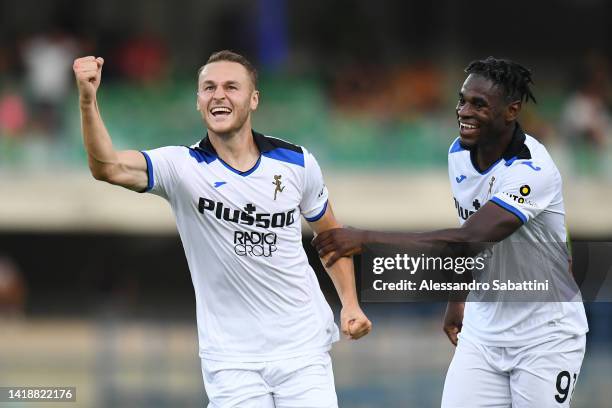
[197,50,258,88]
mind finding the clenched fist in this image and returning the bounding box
[73,56,104,104]
[340,304,372,340]
[443,301,464,346]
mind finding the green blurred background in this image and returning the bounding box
[0,0,611,406]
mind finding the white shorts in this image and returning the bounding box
[201,352,338,408]
[441,334,586,408]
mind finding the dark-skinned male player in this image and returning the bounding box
[313,57,588,407]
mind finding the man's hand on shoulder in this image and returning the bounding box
[73,56,104,105]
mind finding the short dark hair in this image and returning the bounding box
[465,57,536,104]
[197,50,258,88]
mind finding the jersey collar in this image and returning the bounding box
[463,123,532,173]
[500,123,531,162]
[196,130,274,155]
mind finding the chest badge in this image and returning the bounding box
[487,176,496,198]
[273,175,285,200]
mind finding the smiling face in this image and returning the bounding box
[456,74,519,147]
[196,61,259,136]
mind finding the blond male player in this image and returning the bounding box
[73,50,371,407]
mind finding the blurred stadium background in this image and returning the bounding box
[0,0,611,406]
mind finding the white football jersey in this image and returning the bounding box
[142,131,339,362]
[448,125,588,346]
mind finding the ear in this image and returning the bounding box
[505,100,522,122]
[250,90,260,111]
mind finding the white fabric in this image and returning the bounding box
[202,352,338,408]
[448,134,588,346]
[442,334,586,408]
[143,137,338,362]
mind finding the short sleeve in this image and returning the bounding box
[140,146,186,200]
[489,160,560,224]
[300,149,329,222]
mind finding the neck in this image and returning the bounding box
[476,123,515,170]
[208,122,260,172]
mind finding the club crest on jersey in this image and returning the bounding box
[487,176,496,198]
[273,175,285,200]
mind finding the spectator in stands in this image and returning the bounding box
[21,28,78,137]
[115,29,169,84]
[560,54,612,176]
[0,256,27,317]
[0,86,28,138]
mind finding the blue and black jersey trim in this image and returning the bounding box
[253,131,303,154]
[304,200,328,222]
[188,148,217,164]
[251,131,305,167]
[140,151,154,192]
[490,197,527,224]
[217,155,262,176]
[192,130,305,169]
[262,148,304,167]
[449,138,465,154]
[449,124,533,171]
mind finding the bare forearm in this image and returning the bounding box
[323,256,359,307]
[362,228,481,257]
[310,205,372,339]
[365,229,466,247]
[80,99,119,179]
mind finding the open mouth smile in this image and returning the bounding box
[459,121,479,130]
[210,106,232,117]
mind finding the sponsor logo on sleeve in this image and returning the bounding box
[317,185,326,199]
[519,185,531,196]
[503,191,537,206]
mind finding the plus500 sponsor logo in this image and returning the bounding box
[234,231,277,257]
[198,198,296,228]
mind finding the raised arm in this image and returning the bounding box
[309,202,372,340]
[73,56,148,192]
